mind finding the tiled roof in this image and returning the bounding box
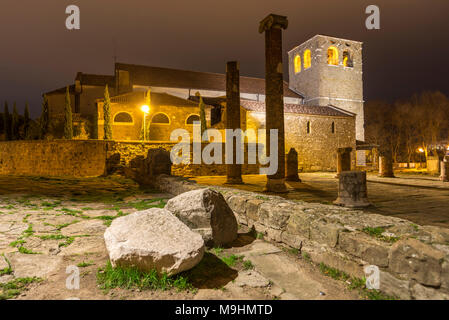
[240,100,353,117]
[75,73,115,87]
[115,63,303,99]
[44,85,76,96]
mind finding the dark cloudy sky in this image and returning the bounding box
[1,0,448,118]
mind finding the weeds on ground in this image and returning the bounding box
[362,227,399,243]
[0,277,43,300]
[97,261,193,292]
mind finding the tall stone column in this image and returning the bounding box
[225,61,243,184]
[336,147,352,178]
[259,14,288,193]
[379,154,395,178]
[286,148,301,182]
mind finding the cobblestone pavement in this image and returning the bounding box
[193,173,449,228]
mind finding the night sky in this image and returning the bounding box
[1,0,448,118]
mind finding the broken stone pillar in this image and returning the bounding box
[379,154,395,178]
[225,61,243,184]
[334,171,371,208]
[259,13,288,193]
[336,147,352,178]
[440,159,449,182]
[286,148,301,182]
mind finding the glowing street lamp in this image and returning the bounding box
[418,148,424,153]
[141,105,150,141]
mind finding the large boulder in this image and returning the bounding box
[104,208,204,275]
[165,188,238,246]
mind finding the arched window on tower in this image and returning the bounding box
[304,50,311,69]
[327,46,339,65]
[343,51,353,67]
[186,114,200,125]
[306,121,311,134]
[331,122,335,134]
[294,55,301,73]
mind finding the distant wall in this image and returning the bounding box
[0,140,107,177]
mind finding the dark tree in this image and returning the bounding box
[23,103,30,139]
[103,85,112,140]
[12,103,19,140]
[64,86,73,139]
[90,105,99,139]
[39,95,50,139]
[4,102,12,141]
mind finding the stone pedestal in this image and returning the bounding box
[286,148,301,182]
[427,156,440,175]
[334,171,371,208]
[379,155,395,178]
[336,147,352,178]
[259,14,288,193]
[440,161,449,182]
[225,61,243,184]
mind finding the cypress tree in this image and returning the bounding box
[12,102,19,140]
[196,92,207,136]
[40,95,50,139]
[64,86,73,139]
[103,85,112,140]
[4,102,11,141]
[24,103,30,139]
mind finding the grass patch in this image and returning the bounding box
[128,199,166,210]
[242,260,254,270]
[220,254,243,267]
[97,261,193,292]
[18,246,40,255]
[77,261,94,268]
[362,227,399,243]
[0,277,43,300]
[95,211,129,226]
[318,263,396,300]
[0,254,12,276]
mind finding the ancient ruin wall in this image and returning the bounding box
[0,140,107,177]
[155,175,449,300]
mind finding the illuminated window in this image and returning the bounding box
[151,113,170,124]
[294,55,301,73]
[306,121,311,134]
[343,51,353,67]
[114,112,133,123]
[303,50,311,69]
[186,114,200,125]
[331,122,335,134]
[327,46,339,65]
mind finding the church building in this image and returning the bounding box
[44,35,364,172]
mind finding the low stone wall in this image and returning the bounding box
[107,141,260,177]
[154,175,449,300]
[0,140,107,177]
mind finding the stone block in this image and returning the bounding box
[334,171,370,208]
[379,271,411,300]
[389,238,445,287]
[257,202,292,230]
[310,219,344,248]
[411,283,449,300]
[339,232,390,267]
[284,211,313,240]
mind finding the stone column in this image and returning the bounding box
[225,61,243,184]
[334,171,371,208]
[259,14,288,193]
[379,154,395,178]
[440,158,449,182]
[336,147,352,178]
[286,148,301,182]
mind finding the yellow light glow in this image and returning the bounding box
[418,148,424,153]
[294,55,301,73]
[304,50,311,69]
[327,46,339,65]
[141,105,150,114]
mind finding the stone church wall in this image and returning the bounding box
[0,140,107,177]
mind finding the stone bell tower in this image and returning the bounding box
[287,35,365,165]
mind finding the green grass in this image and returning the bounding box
[301,252,311,261]
[220,254,243,267]
[0,254,13,276]
[95,211,129,226]
[77,261,94,268]
[128,198,166,210]
[362,227,399,243]
[256,232,264,240]
[23,224,34,237]
[211,247,224,256]
[318,263,397,300]
[18,246,40,255]
[243,260,254,270]
[0,277,43,300]
[96,261,193,292]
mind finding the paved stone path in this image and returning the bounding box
[193,173,449,228]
